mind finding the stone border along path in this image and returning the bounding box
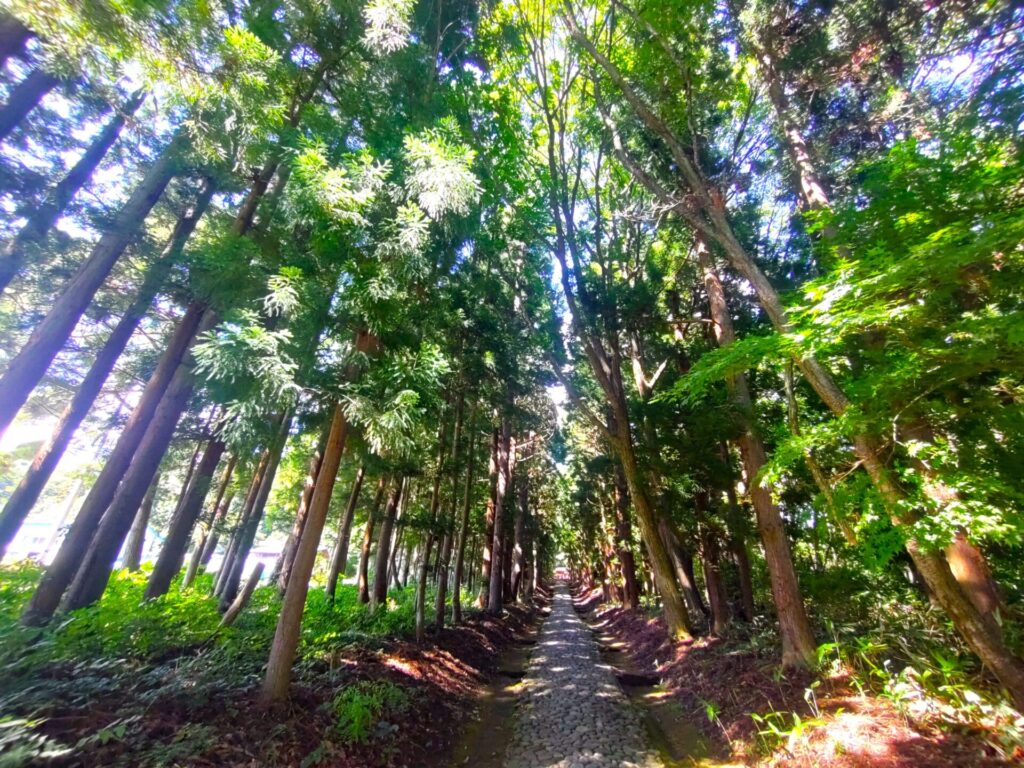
[503,583,663,768]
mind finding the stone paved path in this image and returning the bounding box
[503,583,662,768]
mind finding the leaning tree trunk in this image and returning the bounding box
[0,181,212,558]
[214,453,270,597]
[698,241,816,667]
[0,136,181,438]
[21,303,207,626]
[276,427,329,594]
[145,435,226,599]
[0,67,60,143]
[0,13,31,67]
[262,330,377,703]
[122,474,160,571]
[0,90,146,292]
[218,412,291,608]
[325,465,365,599]
[61,356,198,612]
[612,461,640,610]
[371,479,404,611]
[183,457,235,589]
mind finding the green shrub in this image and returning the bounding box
[331,681,410,743]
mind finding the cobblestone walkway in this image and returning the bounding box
[504,584,662,768]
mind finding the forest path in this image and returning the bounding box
[502,583,663,768]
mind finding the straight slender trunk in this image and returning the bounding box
[0,137,182,437]
[371,479,403,610]
[0,182,213,558]
[0,90,146,291]
[263,328,376,703]
[123,474,159,571]
[401,539,414,587]
[435,393,465,629]
[699,241,816,666]
[696,491,731,635]
[183,458,235,589]
[277,428,330,593]
[657,516,707,618]
[418,408,451,639]
[325,465,365,600]
[477,427,499,608]
[214,455,269,597]
[0,67,59,142]
[218,413,291,607]
[451,409,477,624]
[390,526,406,589]
[145,436,226,599]
[62,356,198,611]
[22,303,207,625]
[357,478,386,603]
[487,418,511,614]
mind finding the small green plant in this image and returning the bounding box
[750,703,831,757]
[331,681,410,744]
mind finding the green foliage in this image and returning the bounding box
[331,681,410,743]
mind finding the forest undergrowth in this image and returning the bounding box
[0,563,537,767]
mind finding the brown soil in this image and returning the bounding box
[573,586,1013,768]
[32,600,547,768]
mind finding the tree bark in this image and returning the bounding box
[612,461,640,610]
[218,412,291,607]
[21,303,207,626]
[214,453,270,598]
[62,356,198,612]
[0,67,59,143]
[145,435,226,599]
[371,479,403,610]
[123,473,159,571]
[261,325,377,702]
[510,469,528,604]
[698,240,816,666]
[183,457,235,589]
[487,417,511,615]
[325,465,365,600]
[0,181,213,558]
[451,408,477,625]
[277,428,330,594]
[0,135,181,437]
[0,14,32,67]
[219,563,264,628]
[0,90,146,291]
[358,477,386,603]
[477,426,499,608]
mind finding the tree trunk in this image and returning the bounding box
[371,479,403,610]
[510,469,528,603]
[0,90,146,291]
[487,417,511,615]
[699,241,816,667]
[657,516,707,618]
[145,436,226,599]
[214,453,270,597]
[0,182,214,558]
[358,477,386,603]
[277,427,330,594]
[0,67,59,142]
[417,407,451,638]
[219,563,264,628]
[218,412,291,607]
[477,426,499,608]
[61,357,198,612]
[262,391,360,702]
[325,465,365,600]
[123,473,159,571]
[183,464,234,591]
[730,534,756,623]
[0,14,32,67]
[451,409,477,625]
[612,461,640,610]
[0,136,182,438]
[22,303,207,626]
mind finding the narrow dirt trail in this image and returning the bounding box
[502,583,663,768]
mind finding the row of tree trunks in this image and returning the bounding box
[450,408,478,624]
[325,464,365,599]
[356,477,386,603]
[477,427,499,608]
[213,454,270,599]
[486,417,511,614]
[434,393,466,630]
[372,478,404,610]
[0,89,147,292]
[182,457,236,588]
[123,474,160,571]
[0,132,184,437]
[417,407,451,640]
[274,427,330,593]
